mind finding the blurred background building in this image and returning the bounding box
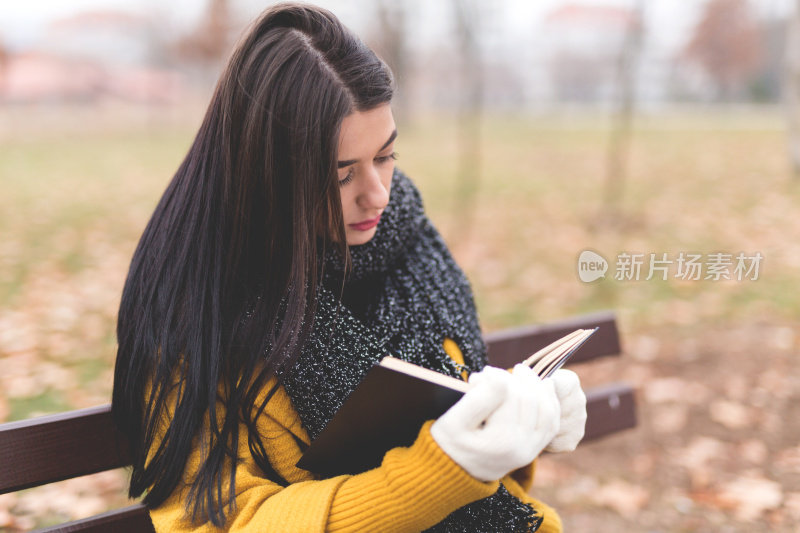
[0,0,793,111]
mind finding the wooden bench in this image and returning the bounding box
[0,310,636,532]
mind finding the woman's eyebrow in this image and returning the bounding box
[337,129,398,168]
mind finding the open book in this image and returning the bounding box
[523,327,598,377]
[296,328,598,477]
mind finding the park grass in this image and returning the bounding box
[402,109,800,329]
[1,105,799,528]
[2,107,799,421]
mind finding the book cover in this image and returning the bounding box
[295,360,467,477]
[296,328,597,477]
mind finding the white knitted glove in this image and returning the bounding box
[430,365,561,482]
[545,368,587,453]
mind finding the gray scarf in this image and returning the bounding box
[283,169,542,532]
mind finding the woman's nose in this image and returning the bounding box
[358,166,390,210]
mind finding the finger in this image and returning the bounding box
[512,363,537,379]
[552,412,586,449]
[536,379,561,436]
[510,364,543,430]
[559,389,587,418]
[447,369,509,428]
[551,369,581,399]
[469,365,509,385]
[511,373,541,437]
[547,434,580,453]
[560,408,587,429]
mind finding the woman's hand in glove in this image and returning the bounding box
[430,365,561,482]
[545,368,587,453]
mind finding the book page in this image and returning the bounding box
[379,357,471,393]
[531,328,598,377]
[522,329,585,367]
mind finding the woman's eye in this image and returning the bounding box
[338,168,354,186]
[375,152,398,165]
[339,153,396,186]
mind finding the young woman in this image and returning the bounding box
[112,3,587,532]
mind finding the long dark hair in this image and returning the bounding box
[112,3,393,526]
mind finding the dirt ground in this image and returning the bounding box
[533,320,800,531]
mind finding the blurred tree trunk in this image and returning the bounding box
[173,0,233,90]
[784,1,800,178]
[602,0,644,221]
[374,1,410,122]
[451,0,484,243]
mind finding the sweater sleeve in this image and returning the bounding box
[502,473,563,533]
[148,384,498,533]
[326,420,499,531]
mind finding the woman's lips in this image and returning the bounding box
[349,214,381,231]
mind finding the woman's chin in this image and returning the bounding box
[345,227,378,246]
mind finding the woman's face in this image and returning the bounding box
[336,104,397,246]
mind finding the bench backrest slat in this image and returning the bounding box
[0,310,634,532]
[4,384,637,532]
[36,504,151,533]
[485,310,622,369]
[0,405,130,495]
[584,382,637,441]
[0,310,626,496]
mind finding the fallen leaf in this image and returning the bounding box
[709,400,751,429]
[68,496,107,520]
[0,396,8,423]
[719,475,782,522]
[784,492,800,520]
[674,436,727,471]
[652,404,688,434]
[768,327,795,351]
[630,335,660,362]
[37,362,77,391]
[6,374,45,399]
[590,479,649,519]
[644,377,710,405]
[757,369,793,400]
[775,447,800,474]
[644,377,687,403]
[555,475,599,504]
[738,439,769,465]
[722,375,749,401]
[0,509,12,528]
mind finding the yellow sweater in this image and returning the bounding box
[149,338,563,532]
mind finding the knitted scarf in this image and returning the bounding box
[283,169,542,532]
